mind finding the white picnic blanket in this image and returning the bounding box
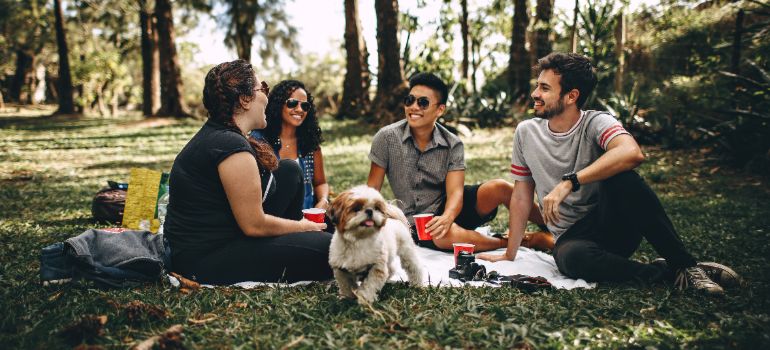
[390,245,595,289]
[169,245,595,290]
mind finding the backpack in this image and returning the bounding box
[91,187,127,224]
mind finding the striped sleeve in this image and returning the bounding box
[591,113,630,150]
[510,127,534,182]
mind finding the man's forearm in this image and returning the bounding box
[576,137,644,187]
[505,194,532,259]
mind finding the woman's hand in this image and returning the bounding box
[300,218,327,232]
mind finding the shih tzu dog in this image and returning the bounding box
[328,186,424,305]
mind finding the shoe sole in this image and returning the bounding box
[698,262,743,289]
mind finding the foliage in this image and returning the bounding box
[215,0,297,64]
[626,0,770,170]
[1,111,769,348]
[575,0,622,106]
[287,48,346,116]
[400,0,516,129]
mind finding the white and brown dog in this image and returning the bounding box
[328,186,424,305]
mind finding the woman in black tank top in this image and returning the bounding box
[165,60,333,284]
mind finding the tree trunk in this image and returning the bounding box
[9,50,34,103]
[570,0,579,53]
[139,0,160,116]
[614,10,625,94]
[732,5,744,108]
[534,0,554,60]
[508,0,530,99]
[731,7,743,76]
[460,0,470,85]
[373,0,408,124]
[231,0,258,61]
[53,0,75,114]
[155,0,190,118]
[339,0,371,119]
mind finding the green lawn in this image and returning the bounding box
[1,107,769,349]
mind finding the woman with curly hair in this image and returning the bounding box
[164,60,332,284]
[251,80,330,210]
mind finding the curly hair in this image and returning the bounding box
[262,80,323,155]
[202,59,277,171]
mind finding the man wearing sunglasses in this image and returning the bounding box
[367,72,545,252]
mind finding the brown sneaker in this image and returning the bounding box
[674,266,724,296]
[697,262,744,289]
[652,259,743,289]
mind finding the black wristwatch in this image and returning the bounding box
[562,172,580,192]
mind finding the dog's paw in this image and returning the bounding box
[338,291,355,300]
[354,290,378,305]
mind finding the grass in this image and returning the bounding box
[1,106,769,349]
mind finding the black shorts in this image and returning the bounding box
[411,184,498,251]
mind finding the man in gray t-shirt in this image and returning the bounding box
[479,52,737,296]
[367,72,545,252]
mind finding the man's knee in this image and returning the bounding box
[479,179,513,204]
[554,240,601,279]
[602,170,642,190]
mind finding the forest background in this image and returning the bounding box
[1,0,768,172]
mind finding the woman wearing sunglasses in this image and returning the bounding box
[165,61,332,284]
[251,80,330,211]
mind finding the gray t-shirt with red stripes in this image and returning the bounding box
[510,110,630,240]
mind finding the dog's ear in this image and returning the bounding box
[327,192,347,227]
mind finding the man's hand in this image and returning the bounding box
[477,251,516,262]
[425,214,453,239]
[541,181,572,225]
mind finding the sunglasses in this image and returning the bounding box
[256,81,269,96]
[403,94,436,110]
[286,98,311,112]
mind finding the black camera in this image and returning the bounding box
[449,251,487,281]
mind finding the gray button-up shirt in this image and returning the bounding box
[369,119,465,223]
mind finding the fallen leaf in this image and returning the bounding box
[60,315,108,345]
[280,335,305,350]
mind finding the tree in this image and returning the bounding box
[460,0,470,84]
[508,0,530,99]
[53,0,75,114]
[139,0,160,116]
[534,0,554,60]
[218,0,297,64]
[570,0,579,53]
[224,0,258,61]
[1,0,50,104]
[614,9,625,93]
[339,0,371,119]
[373,0,408,123]
[155,0,190,117]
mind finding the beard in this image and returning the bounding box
[533,98,565,120]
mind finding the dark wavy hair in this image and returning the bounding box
[262,80,323,155]
[534,52,597,108]
[202,59,277,171]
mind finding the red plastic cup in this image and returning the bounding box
[302,208,326,223]
[453,243,475,265]
[413,213,434,240]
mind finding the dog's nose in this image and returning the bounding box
[365,208,373,217]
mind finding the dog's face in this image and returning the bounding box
[329,186,395,238]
